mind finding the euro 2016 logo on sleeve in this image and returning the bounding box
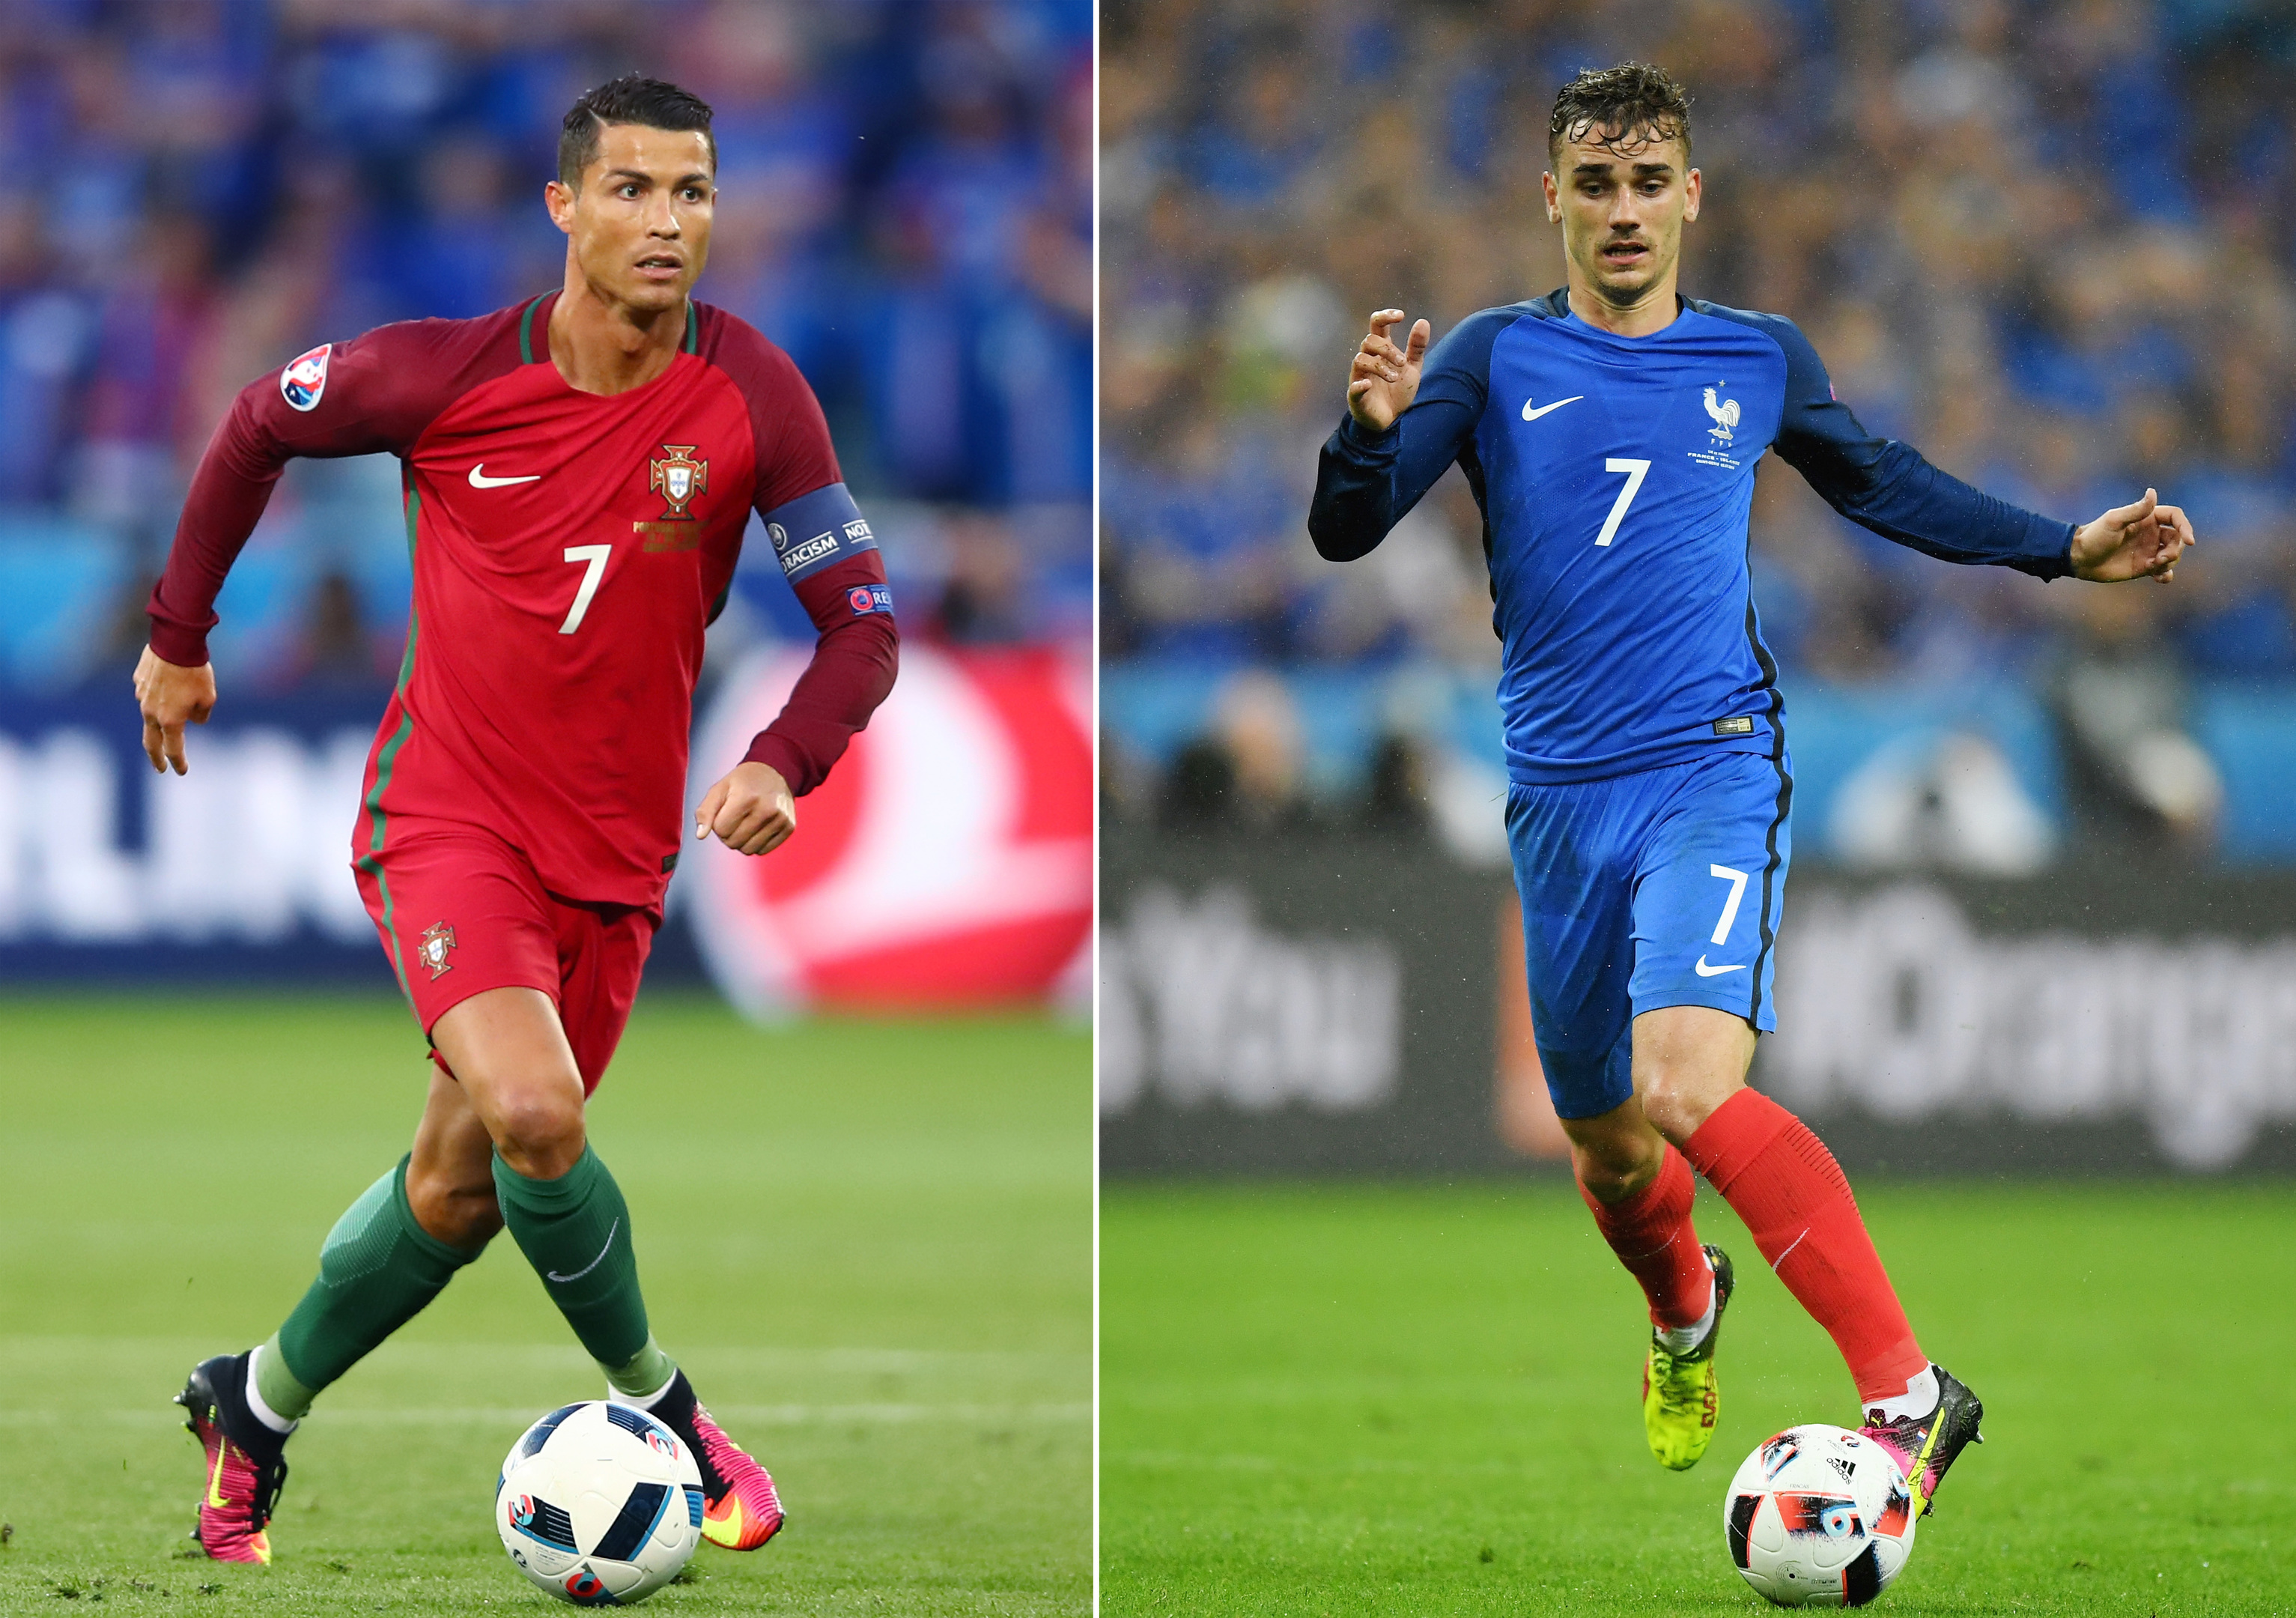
[280,344,331,411]
[416,921,456,980]
[648,444,708,519]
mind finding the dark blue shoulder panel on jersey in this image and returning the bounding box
[1309,294,1562,562]
[1689,300,2075,579]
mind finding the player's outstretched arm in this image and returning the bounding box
[694,761,797,858]
[133,646,216,775]
[1749,310,2107,579]
[2070,487,2194,583]
[142,323,458,772]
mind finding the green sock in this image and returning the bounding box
[493,1145,653,1372]
[606,1336,678,1402]
[270,1156,485,1416]
[252,1334,315,1425]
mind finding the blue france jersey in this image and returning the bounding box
[1311,291,2077,784]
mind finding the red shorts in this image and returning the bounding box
[353,821,659,1097]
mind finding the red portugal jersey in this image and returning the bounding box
[151,292,899,909]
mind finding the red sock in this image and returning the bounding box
[1685,1089,1927,1405]
[1579,1143,1713,1331]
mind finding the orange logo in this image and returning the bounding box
[649,444,708,520]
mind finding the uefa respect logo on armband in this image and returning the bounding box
[846,584,893,616]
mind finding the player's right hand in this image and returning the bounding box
[1346,309,1431,433]
[134,644,216,775]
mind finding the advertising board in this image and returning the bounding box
[0,643,1093,1015]
[1102,834,2296,1175]
[687,641,1093,1015]
[0,693,394,983]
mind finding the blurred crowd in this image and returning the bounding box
[1101,0,2296,846]
[0,0,1090,691]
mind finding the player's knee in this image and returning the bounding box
[490,1089,588,1181]
[1637,1064,1739,1145]
[404,1162,504,1250]
[1569,1126,1662,1202]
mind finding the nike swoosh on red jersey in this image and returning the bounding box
[468,464,542,488]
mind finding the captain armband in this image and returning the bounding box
[760,482,875,583]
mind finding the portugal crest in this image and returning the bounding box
[649,444,709,520]
[416,921,456,980]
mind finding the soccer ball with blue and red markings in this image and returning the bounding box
[497,1401,705,1605]
[1724,1423,1917,1607]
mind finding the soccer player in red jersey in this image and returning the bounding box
[136,77,897,1566]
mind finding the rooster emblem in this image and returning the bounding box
[1703,386,1740,444]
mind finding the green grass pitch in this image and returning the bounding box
[0,992,1090,1615]
[1101,1177,2296,1615]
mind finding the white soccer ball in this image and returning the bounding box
[1723,1423,1916,1608]
[496,1401,705,1605]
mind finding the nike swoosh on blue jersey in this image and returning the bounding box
[1694,956,1746,977]
[1520,396,1584,421]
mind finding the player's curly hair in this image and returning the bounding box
[559,74,717,190]
[1548,62,1692,163]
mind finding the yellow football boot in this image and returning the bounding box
[1641,1244,1734,1470]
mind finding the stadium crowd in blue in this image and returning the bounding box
[1102,0,2296,688]
[0,0,1090,690]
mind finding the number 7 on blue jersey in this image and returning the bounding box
[1594,458,1651,548]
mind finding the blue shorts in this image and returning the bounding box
[1504,751,1792,1121]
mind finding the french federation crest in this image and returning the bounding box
[649,444,709,520]
[416,921,456,980]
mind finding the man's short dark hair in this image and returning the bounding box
[558,75,717,190]
[1549,62,1692,165]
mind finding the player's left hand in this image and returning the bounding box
[2071,488,2196,584]
[695,761,796,856]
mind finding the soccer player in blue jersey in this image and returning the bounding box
[1310,62,2193,1522]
